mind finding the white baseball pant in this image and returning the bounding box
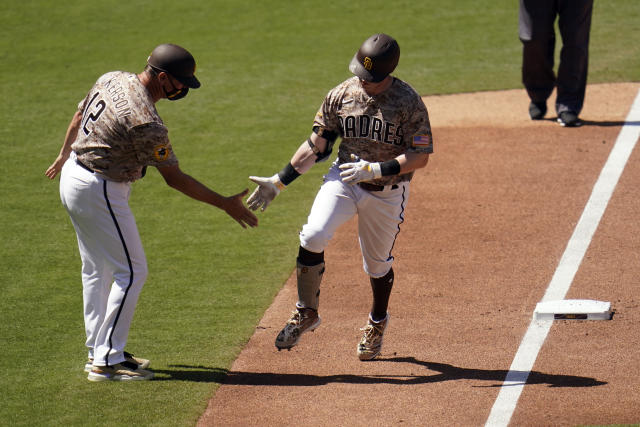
[60,154,147,366]
[299,163,409,278]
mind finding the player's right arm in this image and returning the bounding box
[290,132,328,174]
[45,111,83,180]
[246,132,328,212]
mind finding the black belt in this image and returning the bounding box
[358,182,399,192]
[76,159,94,173]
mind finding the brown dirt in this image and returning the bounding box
[198,83,640,426]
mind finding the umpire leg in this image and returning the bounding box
[519,0,558,106]
[556,0,593,115]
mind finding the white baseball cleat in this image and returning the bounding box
[87,361,154,382]
[357,314,389,361]
[84,351,150,372]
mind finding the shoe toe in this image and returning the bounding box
[529,102,546,120]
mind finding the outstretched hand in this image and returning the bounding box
[246,174,282,212]
[225,189,259,228]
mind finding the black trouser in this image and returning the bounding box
[519,0,593,115]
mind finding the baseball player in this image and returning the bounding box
[45,43,258,381]
[247,34,433,360]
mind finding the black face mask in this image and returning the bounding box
[162,75,189,101]
[165,86,189,101]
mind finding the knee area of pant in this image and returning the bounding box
[299,227,329,254]
[114,264,148,286]
[364,261,393,279]
[132,261,149,281]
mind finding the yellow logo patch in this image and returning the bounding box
[154,144,170,162]
[363,56,373,70]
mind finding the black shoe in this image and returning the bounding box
[557,111,582,127]
[528,102,547,120]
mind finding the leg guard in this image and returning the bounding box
[296,261,324,310]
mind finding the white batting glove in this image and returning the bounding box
[338,154,382,185]
[247,174,285,211]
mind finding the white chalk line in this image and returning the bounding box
[485,88,640,427]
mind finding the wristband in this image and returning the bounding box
[277,162,301,186]
[380,159,401,176]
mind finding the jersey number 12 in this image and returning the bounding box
[82,92,106,136]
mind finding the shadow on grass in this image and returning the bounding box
[153,365,228,383]
[154,357,606,388]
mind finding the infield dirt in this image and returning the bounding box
[199,83,640,426]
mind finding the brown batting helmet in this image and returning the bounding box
[349,34,400,83]
[147,43,201,89]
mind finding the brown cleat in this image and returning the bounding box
[275,307,321,350]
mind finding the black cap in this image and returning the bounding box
[147,43,201,89]
[349,34,400,83]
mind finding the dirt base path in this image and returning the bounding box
[199,83,640,426]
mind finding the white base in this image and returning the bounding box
[534,299,612,320]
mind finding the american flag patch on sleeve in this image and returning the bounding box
[412,134,432,147]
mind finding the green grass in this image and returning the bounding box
[1,0,638,425]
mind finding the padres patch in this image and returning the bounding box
[153,144,171,162]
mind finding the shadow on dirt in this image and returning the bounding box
[154,357,606,388]
[581,120,640,127]
[539,118,640,127]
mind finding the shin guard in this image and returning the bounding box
[296,261,324,310]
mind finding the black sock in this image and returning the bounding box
[370,268,394,321]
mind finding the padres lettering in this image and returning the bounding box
[340,115,403,146]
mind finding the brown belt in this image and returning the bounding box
[358,182,399,192]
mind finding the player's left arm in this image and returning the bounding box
[157,163,258,229]
[339,151,429,184]
[45,110,82,180]
[395,151,430,173]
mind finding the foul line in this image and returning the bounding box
[485,89,640,427]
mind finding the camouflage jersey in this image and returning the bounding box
[313,76,433,186]
[71,71,178,182]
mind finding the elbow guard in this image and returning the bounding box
[310,126,338,162]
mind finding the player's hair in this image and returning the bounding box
[144,64,158,76]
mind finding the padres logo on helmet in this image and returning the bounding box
[349,33,400,83]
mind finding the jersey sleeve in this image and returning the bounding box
[405,98,433,154]
[313,87,343,136]
[128,122,178,167]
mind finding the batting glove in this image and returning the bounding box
[247,174,285,211]
[338,154,382,185]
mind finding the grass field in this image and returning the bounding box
[1,0,638,425]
